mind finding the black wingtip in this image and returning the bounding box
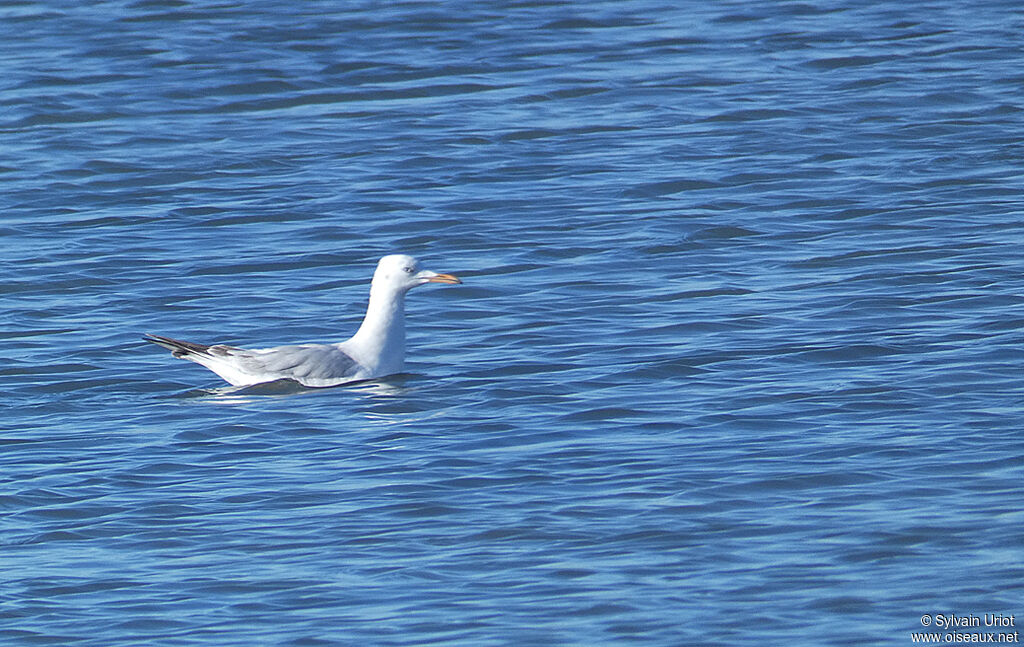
[142,333,211,358]
[143,333,174,346]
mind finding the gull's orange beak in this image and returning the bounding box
[425,272,462,285]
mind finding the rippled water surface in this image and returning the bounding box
[3,1,1024,645]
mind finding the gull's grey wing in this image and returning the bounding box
[240,344,361,382]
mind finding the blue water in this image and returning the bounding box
[3,1,1023,645]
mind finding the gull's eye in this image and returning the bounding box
[403,266,415,274]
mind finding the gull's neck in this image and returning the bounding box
[347,283,406,372]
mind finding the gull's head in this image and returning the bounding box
[372,254,462,295]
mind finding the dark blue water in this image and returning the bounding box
[3,1,1023,645]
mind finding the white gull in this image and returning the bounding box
[144,254,461,388]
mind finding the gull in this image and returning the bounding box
[144,254,461,388]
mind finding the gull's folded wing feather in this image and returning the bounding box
[144,334,361,386]
[239,344,361,383]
